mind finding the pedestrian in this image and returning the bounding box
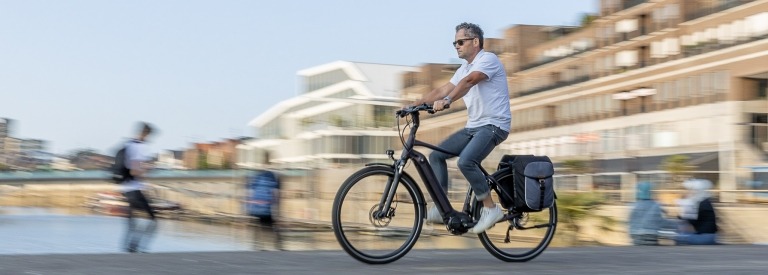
[246,151,280,226]
[121,122,158,253]
[674,178,719,245]
[407,22,511,234]
[246,151,282,250]
[628,182,668,245]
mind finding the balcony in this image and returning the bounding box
[682,33,768,58]
[623,0,648,10]
[517,75,592,97]
[516,32,767,99]
[684,0,756,22]
[519,47,595,71]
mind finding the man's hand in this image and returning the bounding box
[433,98,450,111]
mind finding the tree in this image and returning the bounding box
[67,148,98,159]
[579,13,599,28]
[661,154,695,184]
[556,192,617,245]
[197,152,209,170]
[561,159,591,174]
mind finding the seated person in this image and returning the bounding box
[674,179,718,245]
[628,182,668,245]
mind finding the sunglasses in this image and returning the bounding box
[452,37,475,47]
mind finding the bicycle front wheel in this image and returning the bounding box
[475,170,557,262]
[332,166,424,264]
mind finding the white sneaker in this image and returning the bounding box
[658,230,678,239]
[469,205,504,234]
[426,205,443,224]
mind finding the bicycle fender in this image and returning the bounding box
[365,163,394,168]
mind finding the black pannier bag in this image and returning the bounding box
[496,155,555,212]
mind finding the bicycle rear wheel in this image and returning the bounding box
[332,166,424,264]
[474,170,557,262]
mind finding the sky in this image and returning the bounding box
[0,0,597,156]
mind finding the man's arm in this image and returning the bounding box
[129,159,147,179]
[410,82,455,106]
[433,71,488,111]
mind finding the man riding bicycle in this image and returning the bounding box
[406,22,511,234]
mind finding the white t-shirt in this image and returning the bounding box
[449,50,512,132]
[120,140,150,192]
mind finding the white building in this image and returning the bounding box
[238,61,418,169]
[156,150,186,170]
[50,156,80,171]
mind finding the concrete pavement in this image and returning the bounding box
[1,245,766,274]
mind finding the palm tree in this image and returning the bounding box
[553,159,617,245]
[579,13,599,28]
[661,155,695,184]
[561,159,591,174]
[556,192,617,245]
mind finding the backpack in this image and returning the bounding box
[110,141,136,184]
[496,155,555,212]
[246,171,280,218]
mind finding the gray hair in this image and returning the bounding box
[455,22,484,49]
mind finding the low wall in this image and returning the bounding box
[3,172,768,246]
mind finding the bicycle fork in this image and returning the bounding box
[373,160,405,219]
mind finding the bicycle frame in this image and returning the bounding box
[374,106,486,223]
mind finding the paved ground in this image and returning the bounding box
[1,245,766,274]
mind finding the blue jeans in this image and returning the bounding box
[428,124,509,201]
[123,190,157,252]
[673,219,718,245]
[675,233,718,245]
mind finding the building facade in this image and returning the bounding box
[0,118,10,168]
[407,0,768,202]
[183,139,241,170]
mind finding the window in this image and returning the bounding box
[594,96,603,115]
[615,50,638,67]
[652,83,664,107]
[663,37,680,56]
[604,94,614,115]
[546,105,557,126]
[594,175,622,201]
[604,55,615,71]
[677,78,688,101]
[699,72,709,97]
[714,71,729,93]
[305,69,350,92]
[665,81,676,106]
[747,12,768,38]
[689,75,701,101]
[651,41,664,58]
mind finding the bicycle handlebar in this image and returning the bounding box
[395,103,449,117]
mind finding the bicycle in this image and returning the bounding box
[331,104,557,264]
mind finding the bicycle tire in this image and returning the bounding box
[474,168,557,262]
[332,165,425,264]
